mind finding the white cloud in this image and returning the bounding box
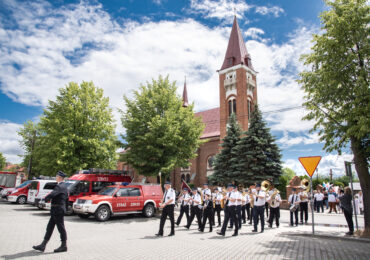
[0,0,319,163]
[255,6,284,17]
[0,121,24,164]
[283,153,354,177]
[245,27,264,39]
[278,132,320,148]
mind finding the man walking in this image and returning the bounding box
[33,171,69,253]
[176,188,190,226]
[252,183,266,233]
[156,181,176,236]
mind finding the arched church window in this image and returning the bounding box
[248,99,252,119]
[181,174,185,181]
[186,174,190,183]
[228,97,236,116]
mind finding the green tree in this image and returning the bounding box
[277,167,297,199]
[36,81,117,176]
[209,113,241,186]
[121,76,204,180]
[298,0,370,234]
[0,152,6,170]
[234,105,283,186]
[18,121,40,178]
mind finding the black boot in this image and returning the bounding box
[54,241,67,253]
[33,240,48,252]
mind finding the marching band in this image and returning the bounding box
[156,180,309,237]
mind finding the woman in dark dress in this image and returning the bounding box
[338,187,354,236]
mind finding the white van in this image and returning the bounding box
[27,180,58,207]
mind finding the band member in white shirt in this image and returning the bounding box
[288,188,301,226]
[267,188,281,228]
[185,187,202,230]
[217,184,238,236]
[229,186,242,230]
[202,183,214,225]
[213,188,223,227]
[252,183,266,233]
[298,186,309,224]
[156,181,176,236]
[176,188,190,226]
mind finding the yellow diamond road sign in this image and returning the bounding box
[299,156,322,177]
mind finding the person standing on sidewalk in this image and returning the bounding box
[33,171,69,253]
[156,181,176,237]
[314,190,324,213]
[299,186,309,224]
[338,187,354,236]
[288,188,300,226]
[328,188,338,213]
[176,188,190,226]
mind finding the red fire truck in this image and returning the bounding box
[40,169,132,214]
[0,171,17,192]
[73,183,163,221]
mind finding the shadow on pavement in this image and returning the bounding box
[140,235,162,239]
[1,250,54,259]
[63,214,159,225]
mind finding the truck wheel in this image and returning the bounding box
[143,203,155,217]
[17,196,27,204]
[78,214,90,219]
[95,205,111,221]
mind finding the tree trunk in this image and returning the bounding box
[351,137,370,236]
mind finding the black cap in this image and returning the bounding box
[227,183,233,188]
[57,171,67,178]
[192,187,197,191]
[292,188,296,191]
[214,188,219,191]
[256,183,261,188]
[183,188,189,191]
[203,183,209,186]
[164,181,171,185]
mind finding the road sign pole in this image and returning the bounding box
[349,174,359,231]
[310,177,315,235]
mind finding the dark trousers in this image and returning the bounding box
[158,204,175,235]
[44,208,67,242]
[229,205,241,229]
[343,209,354,232]
[221,206,238,235]
[187,206,202,229]
[268,207,280,227]
[316,201,324,213]
[265,202,269,217]
[214,204,222,225]
[300,202,308,223]
[241,205,246,222]
[245,204,251,220]
[176,205,189,225]
[201,208,213,232]
[329,202,337,213]
[290,209,299,225]
[253,205,265,231]
[249,207,254,224]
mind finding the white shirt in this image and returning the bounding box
[288,193,300,205]
[328,193,337,203]
[269,193,281,208]
[179,193,190,206]
[244,194,250,204]
[163,188,176,205]
[299,192,309,202]
[314,193,324,201]
[214,193,223,205]
[228,191,238,206]
[234,191,242,206]
[253,190,266,206]
[202,188,211,200]
[191,193,201,206]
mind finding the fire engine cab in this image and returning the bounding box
[40,169,132,214]
[73,183,163,221]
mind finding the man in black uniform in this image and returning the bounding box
[185,187,202,230]
[33,171,69,253]
[175,188,190,226]
[200,193,213,232]
[217,184,238,236]
[156,181,176,236]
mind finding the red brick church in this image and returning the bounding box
[118,17,258,190]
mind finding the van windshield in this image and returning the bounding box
[16,180,31,188]
[98,187,117,196]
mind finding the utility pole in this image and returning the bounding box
[27,130,36,180]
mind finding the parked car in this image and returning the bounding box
[41,169,132,214]
[1,180,32,200]
[7,181,33,204]
[73,183,163,221]
[27,180,58,207]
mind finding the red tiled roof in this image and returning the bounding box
[220,16,253,71]
[195,107,220,139]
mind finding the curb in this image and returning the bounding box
[287,232,370,243]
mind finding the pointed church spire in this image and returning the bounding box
[182,77,189,107]
[220,16,253,70]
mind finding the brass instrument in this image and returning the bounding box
[261,180,272,192]
[302,179,310,192]
[248,187,255,208]
[270,188,280,207]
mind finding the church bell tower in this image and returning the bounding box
[219,16,258,139]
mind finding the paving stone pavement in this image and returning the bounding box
[0,201,369,260]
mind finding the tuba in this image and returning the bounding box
[302,179,310,192]
[270,188,280,207]
[261,180,272,192]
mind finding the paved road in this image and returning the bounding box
[0,201,368,260]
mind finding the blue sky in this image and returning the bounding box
[0,0,354,176]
